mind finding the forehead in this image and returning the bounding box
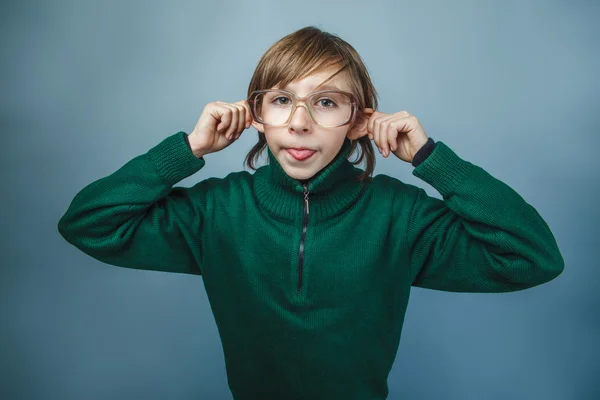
[278,68,351,94]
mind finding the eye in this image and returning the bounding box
[316,98,337,108]
[272,96,291,105]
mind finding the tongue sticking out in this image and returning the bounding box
[288,149,315,160]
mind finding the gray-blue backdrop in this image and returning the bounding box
[2,0,598,399]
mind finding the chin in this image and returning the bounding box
[282,167,317,181]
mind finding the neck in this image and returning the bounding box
[252,138,366,221]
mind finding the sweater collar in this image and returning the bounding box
[253,138,366,221]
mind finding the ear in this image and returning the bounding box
[346,108,373,140]
[251,120,265,134]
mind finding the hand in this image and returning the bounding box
[349,108,429,163]
[188,100,253,157]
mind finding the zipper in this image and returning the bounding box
[297,183,310,292]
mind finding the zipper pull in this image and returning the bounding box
[303,184,310,215]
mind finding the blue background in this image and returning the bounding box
[2,0,598,399]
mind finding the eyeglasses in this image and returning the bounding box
[248,89,358,128]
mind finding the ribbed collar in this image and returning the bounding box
[253,138,366,221]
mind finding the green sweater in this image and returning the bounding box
[58,131,564,399]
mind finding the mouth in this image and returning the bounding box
[286,148,316,161]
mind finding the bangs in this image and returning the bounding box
[249,28,354,96]
[265,55,347,92]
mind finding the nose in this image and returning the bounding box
[288,103,312,133]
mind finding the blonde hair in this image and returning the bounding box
[245,26,379,182]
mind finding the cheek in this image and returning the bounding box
[263,129,281,148]
[329,129,350,147]
[320,132,348,158]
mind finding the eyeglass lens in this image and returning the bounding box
[254,91,353,127]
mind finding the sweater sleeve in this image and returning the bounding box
[411,137,436,167]
[58,131,208,275]
[405,142,564,293]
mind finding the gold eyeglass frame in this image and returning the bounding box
[248,89,359,128]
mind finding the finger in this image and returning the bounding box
[209,102,223,131]
[245,101,253,128]
[367,110,385,144]
[223,104,238,140]
[233,102,248,140]
[215,103,230,134]
[236,100,253,129]
[234,104,245,136]
[362,108,375,139]
[243,102,252,131]
[387,118,403,154]
[373,115,383,155]
[235,100,251,130]
[240,104,248,139]
[378,116,395,157]
[367,111,379,140]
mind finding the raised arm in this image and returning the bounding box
[58,132,208,275]
[405,142,564,293]
[58,99,254,275]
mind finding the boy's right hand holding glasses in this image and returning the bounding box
[188,100,253,158]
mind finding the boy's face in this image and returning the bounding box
[251,67,367,181]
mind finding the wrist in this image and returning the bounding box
[186,133,207,158]
[411,137,436,167]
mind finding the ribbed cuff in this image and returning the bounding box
[411,137,436,167]
[412,141,473,198]
[147,131,206,185]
